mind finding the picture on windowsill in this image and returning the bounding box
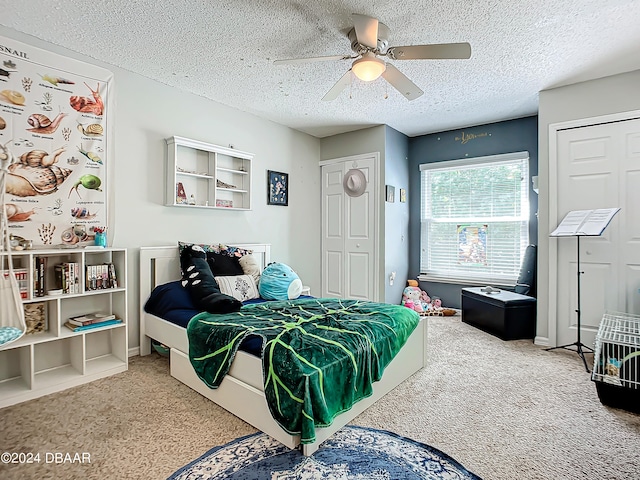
[457,225,488,266]
[268,170,288,206]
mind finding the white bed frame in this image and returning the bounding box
[139,245,427,455]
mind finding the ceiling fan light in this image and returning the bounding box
[352,54,386,81]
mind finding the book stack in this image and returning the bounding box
[86,263,118,290]
[64,312,122,332]
[54,262,80,294]
[3,268,28,299]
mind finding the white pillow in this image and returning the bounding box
[238,254,261,284]
[215,275,259,302]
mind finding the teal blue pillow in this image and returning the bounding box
[259,263,303,300]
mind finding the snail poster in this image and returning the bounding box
[0,35,112,248]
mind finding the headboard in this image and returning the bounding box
[139,243,271,296]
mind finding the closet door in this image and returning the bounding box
[322,162,346,298]
[321,155,378,301]
[554,118,640,347]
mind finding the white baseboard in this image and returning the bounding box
[128,346,140,357]
[534,336,550,347]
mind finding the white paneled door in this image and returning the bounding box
[321,155,379,301]
[554,118,640,347]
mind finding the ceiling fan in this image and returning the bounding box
[273,14,471,101]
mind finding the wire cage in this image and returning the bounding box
[591,311,640,413]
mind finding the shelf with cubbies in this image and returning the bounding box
[0,247,127,408]
[166,136,253,210]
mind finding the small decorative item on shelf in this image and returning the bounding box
[94,226,107,248]
[176,182,187,204]
[24,302,47,334]
[216,179,237,189]
[216,199,233,208]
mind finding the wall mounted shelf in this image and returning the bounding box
[166,136,253,210]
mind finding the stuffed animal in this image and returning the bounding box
[401,281,457,316]
[402,286,425,313]
[259,262,303,300]
[179,245,243,314]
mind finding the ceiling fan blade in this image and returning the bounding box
[274,54,353,65]
[352,14,379,49]
[386,42,472,60]
[322,70,352,101]
[381,64,424,101]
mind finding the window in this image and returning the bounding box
[419,151,530,285]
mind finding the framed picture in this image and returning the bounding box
[385,185,395,203]
[268,170,289,206]
[400,188,406,203]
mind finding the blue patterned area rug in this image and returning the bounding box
[168,425,481,479]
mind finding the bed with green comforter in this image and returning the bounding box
[187,297,420,444]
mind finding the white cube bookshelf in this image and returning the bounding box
[0,247,128,408]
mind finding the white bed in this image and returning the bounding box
[139,244,427,455]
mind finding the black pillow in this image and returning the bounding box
[179,245,242,314]
[144,280,195,314]
[206,251,245,276]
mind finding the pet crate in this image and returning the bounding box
[591,312,640,413]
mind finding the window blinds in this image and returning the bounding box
[420,152,530,284]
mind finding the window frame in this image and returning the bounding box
[418,151,530,286]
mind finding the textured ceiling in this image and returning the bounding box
[2,0,640,138]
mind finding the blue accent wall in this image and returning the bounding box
[407,116,538,308]
[384,126,410,304]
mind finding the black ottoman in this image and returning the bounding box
[461,287,536,340]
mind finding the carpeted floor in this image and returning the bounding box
[1,315,639,480]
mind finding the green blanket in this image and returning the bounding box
[187,298,420,444]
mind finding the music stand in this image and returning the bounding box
[547,208,620,372]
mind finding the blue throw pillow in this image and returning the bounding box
[259,262,303,300]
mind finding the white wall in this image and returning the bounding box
[0,27,322,351]
[537,69,640,341]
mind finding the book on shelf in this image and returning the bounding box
[64,318,122,332]
[3,268,28,299]
[34,256,48,297]
[68,312,116,326]
[54,261,80,294]
[86,263,118,290]
[550,208,620,237]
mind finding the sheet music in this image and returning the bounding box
[550,208,620,236]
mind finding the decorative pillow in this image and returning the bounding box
[144,280,196,314]
[179,245,242,314]
[218,244,254,258]
[207,251,245,276]
[178,241,253,258]
[259,262,303,300]
[239,254,261,283]
[179,242,252,277]
[214,275,259,302]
